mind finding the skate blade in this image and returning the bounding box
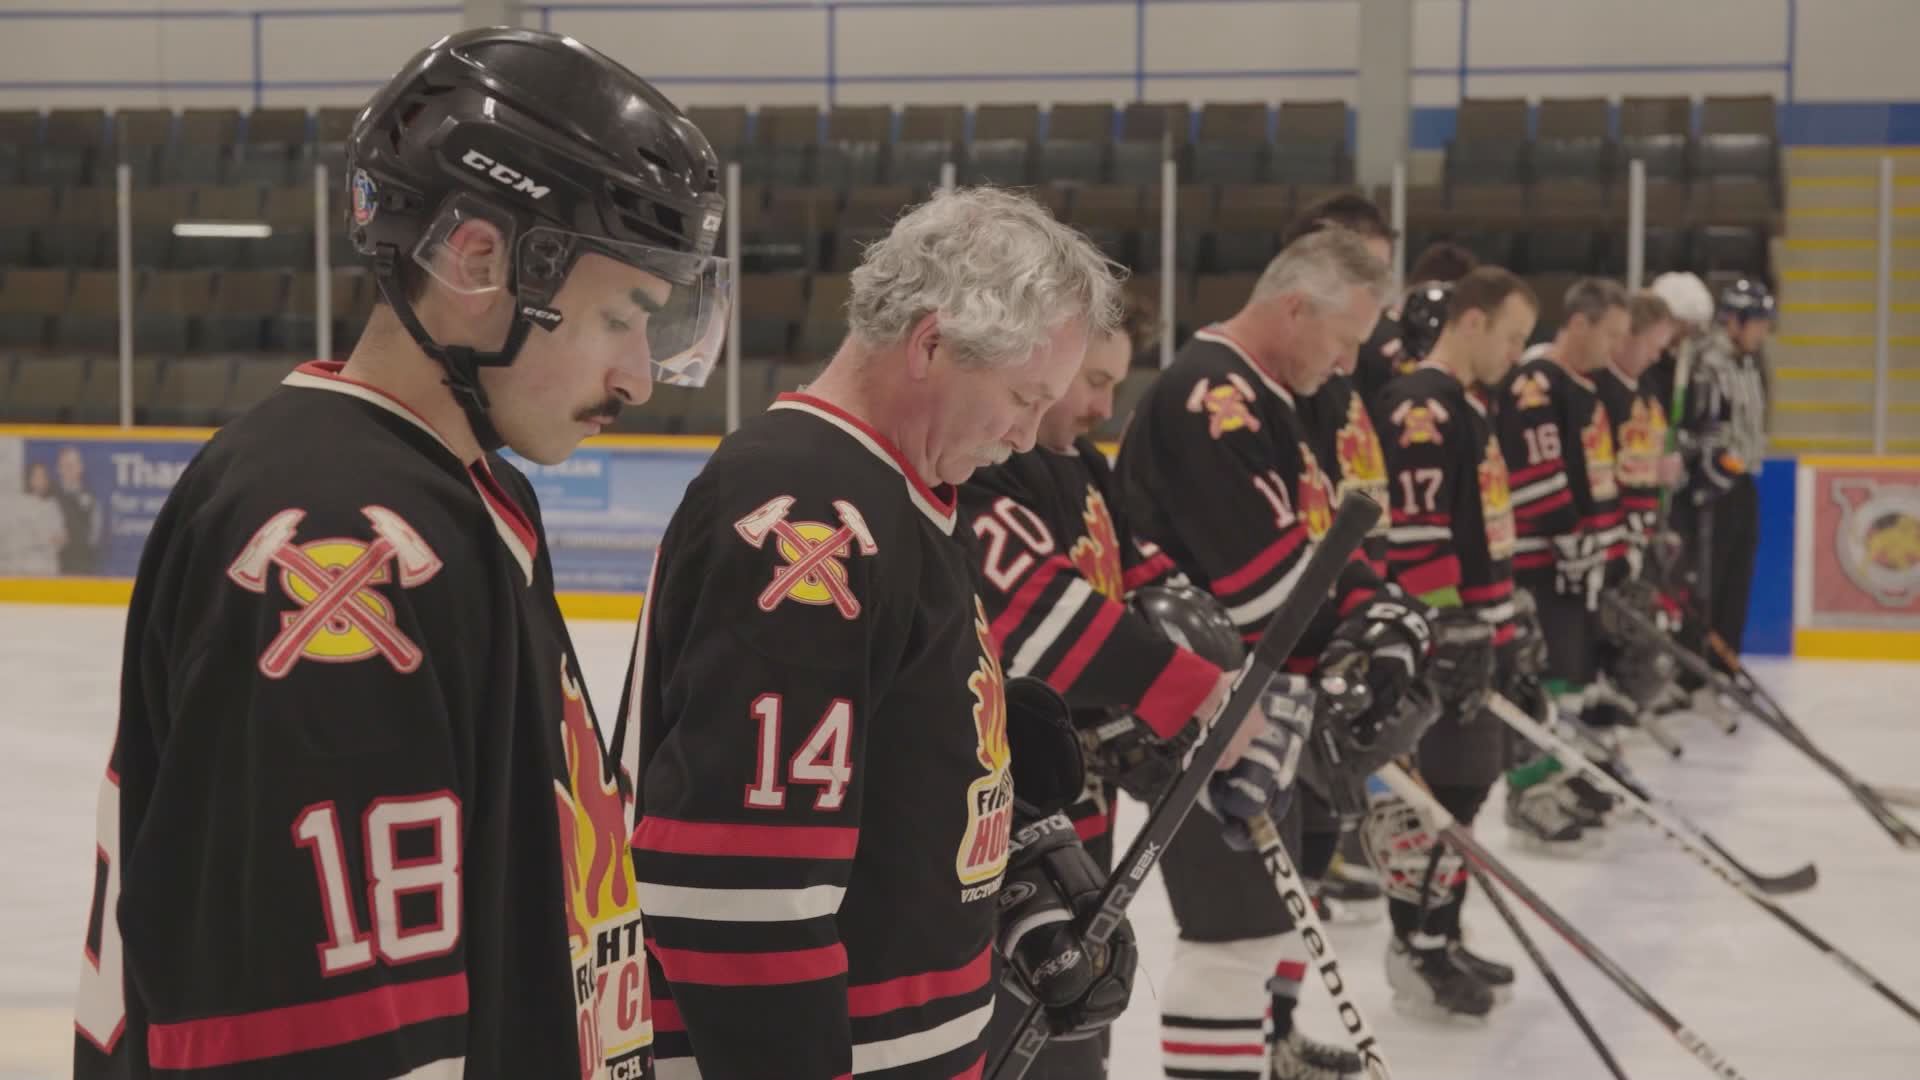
[1507,831,1594,858]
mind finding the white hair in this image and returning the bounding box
[1252,227,1391,313]
[847,186,1124,368]
[1650,271,1715,329]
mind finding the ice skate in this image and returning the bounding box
[1387,936,1495,1023]
[1269,1028,1365,1079]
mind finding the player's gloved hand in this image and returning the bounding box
[1425,606,1496,711]
[997,811,1138,1040]
[1317,597,1432,726]
[1198,676,1314,851]
[1551,532,1603,608]
[1506,590,1550,683]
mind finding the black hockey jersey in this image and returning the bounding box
[1376,362,1519,645]
[76,361,649,1080]
[1114,327,1382,665]
[1494,347,1626,580]
[960,438,1222,844]
[1595,363,1670,543]
[618,394,1005,1080]
[1299,371,1393,578]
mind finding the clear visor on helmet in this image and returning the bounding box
[517,226,731,389]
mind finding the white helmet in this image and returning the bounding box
[1649,272,1715,330]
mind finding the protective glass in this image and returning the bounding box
[517,226,732,389]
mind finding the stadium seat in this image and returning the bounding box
[1191,273,1257,326]
[25,109,107,187]
[1702,95,1776,136]
[687,106,748,165]
[137,269,215,355]
[128,187,195,268]
[799,272,850,360]
[744,105,818,186]
[747,185,835,273]
[42,188,113,269]
[273,269,362,357]
[73,354,161,425]
[0,268,67,350]
[0,111,37,185]
[256,185,319,270]
[1209,183,1291,272]
[737,273,806,360]
[230,107,309,187]
[1066,184,1146,267]
[225,355,299,418]
[6,356,88,422]
[1272,102,1348,185]
[1192,103,1269,186]
[148,355,234,426]
[1037,103,1113,185]
[170,185,266,270]
[886,106,959,189]
[0,186,54,267]
[156,108,238,185]
[52,271,121,354]
[965,104,1038,187]
[1135,185,1212,274]
[831,186,914,270]
[313,107,358,182]
[1448,98,1530,186]
[818,106,888,189]
[204,269,285,353]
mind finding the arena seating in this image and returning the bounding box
[0,96,1782,434]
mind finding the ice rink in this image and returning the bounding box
[5,602,1920,1080]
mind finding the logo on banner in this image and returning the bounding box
[225,506,442,679]
[1831,478,1920,606]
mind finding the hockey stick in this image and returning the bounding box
[1464,860,1632,1080]
[1376,763,1751,1080]
[1491,694,1920,1024]
[1604,595,1920,850]
[1542,699,1818,896]
[987,492,1385,1080]
[1872,784,1920,811]
[1245,810,1390,1077]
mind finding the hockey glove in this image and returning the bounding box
[1078,710,1196,804]
[1198,676,1315,851]
[1425,606,1496,711]
[1317,598,1432,728]
[997,811,1138,1040]
[1005,676,1085,818]
[1551,532,1604,610]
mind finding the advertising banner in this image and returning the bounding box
[1797,459,1920,631]
[0,430,713,597]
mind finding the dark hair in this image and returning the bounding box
[1628,290,1673,336]
[1563,277,1629,325]
[1281,192,1396,249]
[1109,288,1160,356]
[1445,266,1537,327]
[1406,241,1479,286]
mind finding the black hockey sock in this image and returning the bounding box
[1268,958,1307,1040]
[1389,896,1423,940]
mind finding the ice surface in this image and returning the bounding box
[5,604,1919,1079]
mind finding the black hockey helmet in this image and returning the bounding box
[1130,584,1244,670]
[1398,280,1450,362]
[347,28,729,447]
[1717,277,1776,324]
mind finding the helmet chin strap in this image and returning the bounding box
[372,255,535,456]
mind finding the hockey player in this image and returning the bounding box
[75,29,726,1079]
[1675,279,1774,660]
[1596,291,1681,578]
[618,187,1137,1080]
[1116,228,1434,1080]
[1493,278,1632,850]
[1373,267,1538,1020]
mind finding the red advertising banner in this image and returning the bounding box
[1799,460,1920,630]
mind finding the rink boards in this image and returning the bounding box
[2,424,1917,658]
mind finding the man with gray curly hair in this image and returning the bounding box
[619,186,1136,1080]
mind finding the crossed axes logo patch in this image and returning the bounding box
[226,506,444,679]
[735,495,878,618]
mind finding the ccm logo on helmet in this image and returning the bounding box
[460,149,551,200]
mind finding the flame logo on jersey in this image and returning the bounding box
[1299,444,1336,541]
[1187,374,1262,440]
[552,654,651,1076]
[1511,372,1552,411]
[1615,397,1666,489]
[1069,488,1125,600]
[1479,434,1518,562]
[1335,393,1390,488]
[1391,398,1448,448]
[958,597,1014,888]
[1581,408,1620,501]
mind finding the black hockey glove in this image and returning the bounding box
[1551,532,1604,610]
[1198,676,1315,851]
[1506,589,1549,684]
[1425,606,1496,711]
[1079,711,1196,805]
[1316,597,1431,730]
[1005,676,1086,818]
[997,811,1138,1040]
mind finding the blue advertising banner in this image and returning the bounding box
[0,431,713,596]
[0,434,201,578]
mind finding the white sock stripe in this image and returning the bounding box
[1161,1022,1267,1044]
[852,1002,994,1074]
